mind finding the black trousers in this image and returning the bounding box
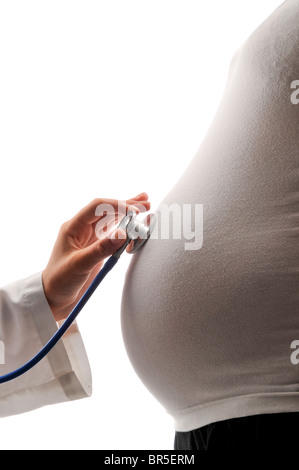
[174,413,299,450]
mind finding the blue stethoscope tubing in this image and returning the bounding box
[0,254,119,384]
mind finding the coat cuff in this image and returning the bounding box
[24,272,92,401]
[0,272,92,418]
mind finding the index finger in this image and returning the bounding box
[71,198,128,226]
[70,196,150,227]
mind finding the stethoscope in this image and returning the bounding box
[0,210,153,384]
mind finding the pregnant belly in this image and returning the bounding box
[121,190,299,415]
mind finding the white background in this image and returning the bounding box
[0,0,284,450]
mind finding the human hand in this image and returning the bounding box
[42,193,150,322]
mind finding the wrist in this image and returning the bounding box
[42,270,70,322]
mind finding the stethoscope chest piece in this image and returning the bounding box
[117,210,154,254]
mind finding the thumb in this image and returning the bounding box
[75,228,127,273]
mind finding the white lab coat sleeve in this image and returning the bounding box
[0,272,92,418]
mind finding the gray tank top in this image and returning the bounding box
[121,0,299,431]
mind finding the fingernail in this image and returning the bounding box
[133,192,147,199]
